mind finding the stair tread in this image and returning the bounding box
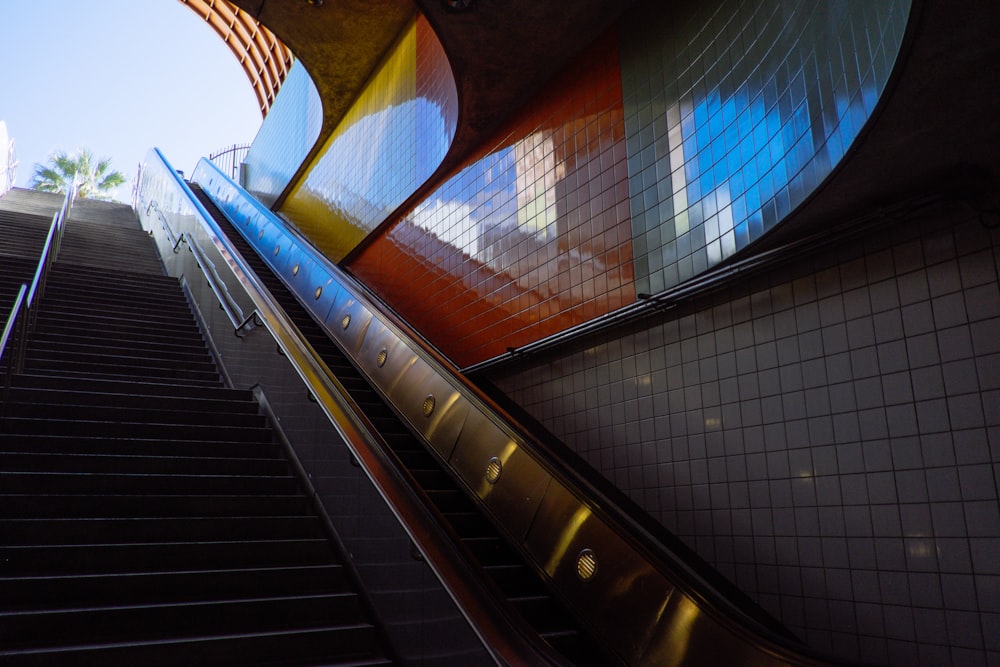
[0,193,389,663]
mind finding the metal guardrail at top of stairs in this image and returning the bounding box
[1,185,75,391]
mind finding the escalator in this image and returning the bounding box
[188,184,612,666]
[138,151,837,666]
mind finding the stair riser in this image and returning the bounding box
[0,415,267,437]
[0,625,382,667]
[0,453,287,477]
[25,344,219,365]
[28,328,207,347]
[27,353,217,380]
[0,517,322,545]
[0,473,298,495]
[10,374,244,400]
[3,404,262,427]
[34,316,203,336]
[0,436,279,459]
[1,565,347,611]
[0,539,335,576]
[35,309,198,329]
[0,594,362,650]
[0,494,308,519]
[22,367,222,387]
[4,388,259,414]
[45,278,181,298]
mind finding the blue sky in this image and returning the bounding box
[0,0,264,201]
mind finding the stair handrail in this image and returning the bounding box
[146,199,187,253]
[145,197,260,336]
[1,183,75,386]
[1,284,27,393]
[186,232,262,336]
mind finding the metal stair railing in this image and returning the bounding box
[1,185,76,394]
[144,198,261,336]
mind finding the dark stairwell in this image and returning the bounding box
[0,189,393,665]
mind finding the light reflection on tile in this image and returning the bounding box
[350,30,635,367]
[278,16,457,262]
[241,61,323,208]
[621,1,910,297]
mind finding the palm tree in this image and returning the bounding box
[30,148,126,200]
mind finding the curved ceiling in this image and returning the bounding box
[224,0,636,201]
[177,0,294,115]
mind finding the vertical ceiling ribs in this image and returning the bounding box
[178,0,294,115]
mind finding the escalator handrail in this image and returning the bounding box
[139,147,571,667]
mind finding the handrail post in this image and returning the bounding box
[53,182,74,260]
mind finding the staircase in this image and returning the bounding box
[0,190,392,665]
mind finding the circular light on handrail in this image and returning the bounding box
[273,245,280,256]
[342,314,351,329]
[485,456,502,484]
[422,395,435,417]
[576,549,598,581]
[292,264,300,276]
[314,286,322,300]
[377,349,388,367]
[258,230,265,240]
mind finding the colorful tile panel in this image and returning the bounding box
[621,1,910,295]
[278,16,457,262]
[349,30,635,367]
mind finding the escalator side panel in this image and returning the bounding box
[525,478,676,666]
[327,294,373,357]
[450,409,551,543]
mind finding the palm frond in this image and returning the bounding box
[30,148,126,198]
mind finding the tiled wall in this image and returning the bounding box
[622,0,910,296]
[486,208,1000,666]
[278,16,457,262]
[241,61,322,208]
[347,1,908,369]
[349,30,635,367]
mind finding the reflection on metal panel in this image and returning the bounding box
[450,409,551,541]
[525,479,677,665]
[328,296,372,357]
